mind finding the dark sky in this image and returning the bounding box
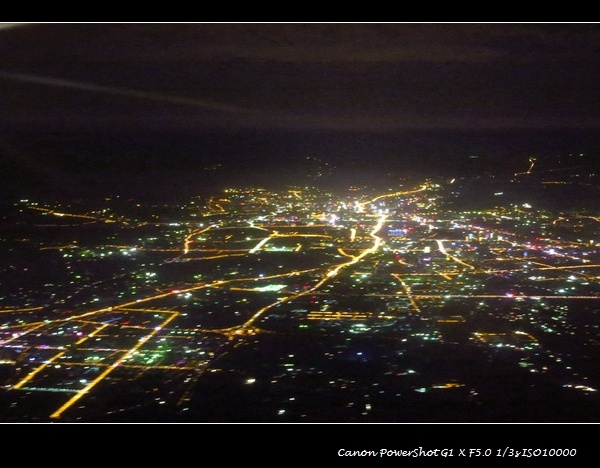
[2,23,600,197]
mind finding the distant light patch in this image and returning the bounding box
[255,284,286,292]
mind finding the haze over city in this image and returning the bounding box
[0,24,599,433]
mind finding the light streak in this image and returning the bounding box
[11,351,67,390]
[392,274,421,313]
[12,323,111,390]
[249,237,271,253]
[435,239,475,269]
[226,213,389,335]
[49,312,178,419]
[0,71,254,114]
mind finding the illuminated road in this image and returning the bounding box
[360,293,600,300]
[218,212,390,336]
[435,239,475,270]
[11,323,112,391]
[27,206,126,225]
[0,323,47,346]
[183,225,215,254]
[49,311,179,419]
[326,214,387,278]
[360,183,428,208]
[6,180,600,421]
[391,274,422,313]
[0,306,43,313]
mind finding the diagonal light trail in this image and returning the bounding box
[225,213,389,335]
[0,71,256,114]
[0,23,32,31]
[49,312,179,420]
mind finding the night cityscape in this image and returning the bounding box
[0,23,599,442]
